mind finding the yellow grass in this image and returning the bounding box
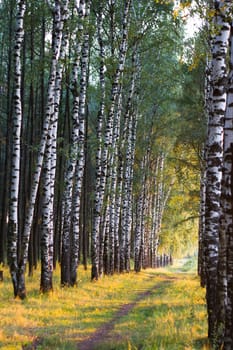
[0,259,208,349]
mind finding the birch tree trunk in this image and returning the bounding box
[216,22,233,349]
[120,111,138,272]
[0,0,14,265]
[40,139,54,293]
[114,145,123,273]
[134,190,143,272]
[61,0,91,286]
[91,0,132,280]
[120,49,139,272]
[8,0,68,297]
[40,0,70,293]
[91,3,106,280]
[204,0,231,339]
[198,160,206,287]
[61,0,87,286]
[150,160,159,268]
[198,51,212,288]
[70,29,90,286]
[108,94,122,274]
[7,0,26,298]
[134,157,147,272]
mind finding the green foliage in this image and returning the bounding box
[155,140,201,257]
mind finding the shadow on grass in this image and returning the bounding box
[193,337,211,348]
[96,279,206,349]
[1,263,206,350]
[88,335,210,350]
[76,276,207,350]
[31,273,207,350]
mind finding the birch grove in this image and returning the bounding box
[1,0,195,302]
[7,0,233,346]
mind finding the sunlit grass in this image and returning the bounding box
[0,258,208,349]
[110,273,208,349]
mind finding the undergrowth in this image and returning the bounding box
[0,258,208,349]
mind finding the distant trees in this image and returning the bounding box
[61,0,90,288]
[91,0,133,280]
[0,0,202,300]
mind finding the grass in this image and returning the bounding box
[0,258,209,349]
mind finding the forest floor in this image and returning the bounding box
[0,258,209,350]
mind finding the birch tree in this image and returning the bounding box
[0,0,14,265]
[91,0,132,280]
[120,48,139,273]
[216,22,233,349]
[12,0,69,297]
[134,157,147,272]
[40,0,70,293]
[204,0,231,338]
[70,28,90,286]
[61,0,89,287]
[7,0,26,298]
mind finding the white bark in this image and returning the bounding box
[91,6,106,279]
[70,30,89,285]
[217,21,233,348]
[40,0,70,293]
[204,0,231,339]
[61,0,87,286]
[8,0,26,297]
[92,0,132,280]
[20,0,66,272]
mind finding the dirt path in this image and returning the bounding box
[77,278,174,350]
